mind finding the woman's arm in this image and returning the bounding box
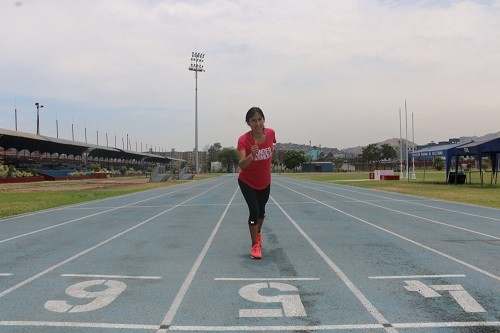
[238,149,253,169]
[238,141,259,169]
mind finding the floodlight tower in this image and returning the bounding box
[189,52,205,173]
[35,102,44,135]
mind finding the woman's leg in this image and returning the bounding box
[256,185,271,234]
[238,179,260,246]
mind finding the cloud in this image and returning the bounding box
[1,0,499,151]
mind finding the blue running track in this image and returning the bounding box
[0,174,498,332]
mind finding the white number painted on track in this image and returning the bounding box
[238,282,307,317]
[44,279,126,313]
[404,280,486,313]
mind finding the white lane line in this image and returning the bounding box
[0,321,157,330]
[170,324,384,330]
[170,321,500,331]
[0,273,13,277]
[277,179,500,240]
[392,321,500,329]
[0,179,230,299]
[1,321,498,331]
[61,274,162,280]
[67,203,237,210]
[271,196,398,333]
[398,200,500,222]
[344,183,500,221]
[215,277,320,281]
[156,187,239,333]
[369,274,466,279]
[274,182,500,281]
[0,181,213,244]
[284,178,500,222]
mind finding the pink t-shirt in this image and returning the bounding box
[237,128,276,190]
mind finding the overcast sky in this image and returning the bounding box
[1,0,499,152]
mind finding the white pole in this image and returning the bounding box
[411,112,416,179]
[195,70,198,173]
[405,100,409,179]
[14,99,18,131]
[189,52,205,174]
[399,108,404,179]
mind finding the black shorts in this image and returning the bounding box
[238,178,270,224]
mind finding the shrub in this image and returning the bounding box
[68,171,93,176]
[433,157,445,171]
[482,160,491,171]
[0,161,35,178]
[120,166,128,175]
[90,163,102,173]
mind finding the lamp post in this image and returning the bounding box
[189,51,205,173]
[14,100,18,131]
[411,112,416,180]
[35,102,44,135]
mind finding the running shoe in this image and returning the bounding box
[257,233,262,246]
[251,243,262,259]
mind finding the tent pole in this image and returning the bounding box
[495,153,498,185]
[423,156,426,182]
[479,153,483,187]
[490,153,495,186]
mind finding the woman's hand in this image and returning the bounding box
[238,141,260,169]
[251,140,259,158]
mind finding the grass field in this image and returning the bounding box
[0,173,225,219]
[282,170,500,209]
[1,171,498,219]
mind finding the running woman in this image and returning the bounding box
[237,107,276,259]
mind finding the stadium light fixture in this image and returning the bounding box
[35,102,44,135]
[189,51,205,173]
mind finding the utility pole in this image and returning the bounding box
[14,107,18,131]
[189,51,205,173]
[399,108,404,179]
[35,102,44,135]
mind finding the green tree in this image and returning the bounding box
[282,150,306,172]
[218,147,239,173]
[433,157,445,171]
[90,163,102,173]
[361,143,382,170]
[317,151,325,161]
[207,142,222,164]
[482,159,491,171]
[380,144,397,161]
[272,149,282,172]
[206,142,222,171]
[324,152,334,162]
[333,157,344,171]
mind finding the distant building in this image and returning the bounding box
[160,148,207,172]
[301,162,333,172]
[417,137,472,150]
[341,163,356,171]
[211,161,223,172]
[305,147,321,161]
